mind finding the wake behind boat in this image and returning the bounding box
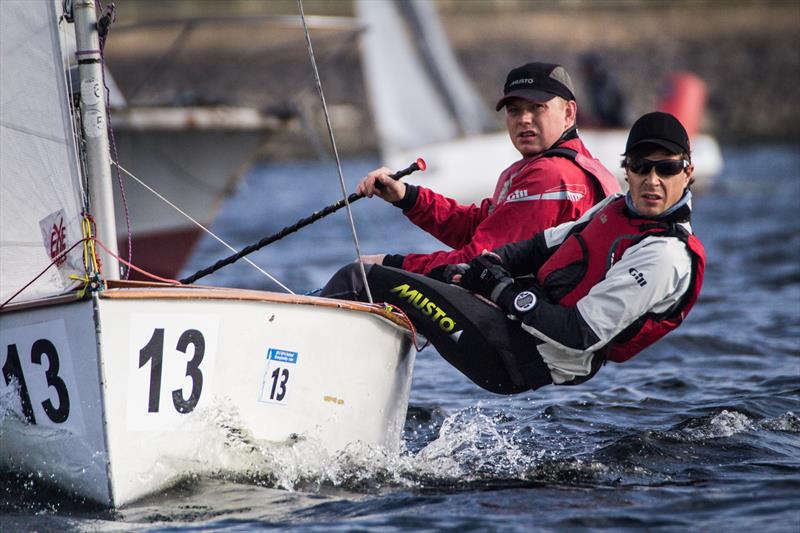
[0,0,415,507]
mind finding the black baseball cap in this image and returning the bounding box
[495,62,576,111]
[624,112,691,155]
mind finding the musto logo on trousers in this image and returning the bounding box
[390,284,457,332]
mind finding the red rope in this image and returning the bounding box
[0,239,88,310]
[381,303,427,352]
[93,238,180,285]
[0,237,181,310]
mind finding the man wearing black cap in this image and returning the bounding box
[446,111,706,391]
[321,112,705,395]
[350,62,619,280]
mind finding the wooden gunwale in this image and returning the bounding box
[1,280,413,332]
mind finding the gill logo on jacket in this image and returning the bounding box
[390,284,457,332]
[505,184,586,204]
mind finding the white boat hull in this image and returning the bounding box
[0,287,415,506]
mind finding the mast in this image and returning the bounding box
[73,0,120,280]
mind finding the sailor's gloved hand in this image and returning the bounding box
[442,263,469,284]
[492,280,545,317]
[459,253,514,302]
[425,263,468,283]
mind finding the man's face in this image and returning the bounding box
[504,97,575,157]
[626,148,693,217]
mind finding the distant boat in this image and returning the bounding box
[102,14,364,279]
[356,0,723,204]
[59,18,290,281]
[110,104,285,279]
[0,0,415,507]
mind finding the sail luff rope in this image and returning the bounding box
[297,0,374,304]
[58,10,89,210]
[113,162,295,294]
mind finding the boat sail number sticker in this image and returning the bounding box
[0,320,84,434]
[259,348,298,405]
[128,314,219,430]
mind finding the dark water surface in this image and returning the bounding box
[2,145,799,531]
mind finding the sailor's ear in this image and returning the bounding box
[565,99,578,123]
[685,164,695,188]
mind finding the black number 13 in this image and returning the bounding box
[2,339,70,424]
[139,328,205,414]
[269,367,290,402]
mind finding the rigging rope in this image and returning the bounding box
[92,237,179,284]
[0,232,178,311]
[0,239,89,311]
[297,0,374,304]
[113,162,294,293]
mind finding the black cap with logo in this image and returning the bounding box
[495,62,576,111]
[624,112,691,156]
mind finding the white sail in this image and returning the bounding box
[356,0,460,153]
[402,0,495,136]
[0,0,85,304]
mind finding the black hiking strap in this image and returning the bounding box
[541,147,579,160]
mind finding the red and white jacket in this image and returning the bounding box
[383,134,620,276]
[496,193,706,384]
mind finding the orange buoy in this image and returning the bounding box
[657,71,707,138]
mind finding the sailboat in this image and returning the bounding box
[0,0,415,507]
[355,0,724,204]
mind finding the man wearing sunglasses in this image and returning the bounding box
[445,111,707,391]
[320,111,705,394]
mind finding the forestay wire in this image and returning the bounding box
[297,0,374,304]
[114,162,295,294]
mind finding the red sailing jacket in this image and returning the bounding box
[399,137,620,274]
[536,197,706,363]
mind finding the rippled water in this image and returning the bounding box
[2,145,799,531]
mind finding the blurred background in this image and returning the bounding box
[100,0,800,282]
[105,0,799,157]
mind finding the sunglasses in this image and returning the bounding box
[627,158,689,177]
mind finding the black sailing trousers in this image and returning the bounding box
[320,264,552,394]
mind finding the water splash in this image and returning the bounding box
[759,411,800,432]
[0,378,25,428]
[415,407,544,481]
[166,403,554,494]
[662,409,799,442]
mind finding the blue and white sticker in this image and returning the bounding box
[258,348,298,405]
